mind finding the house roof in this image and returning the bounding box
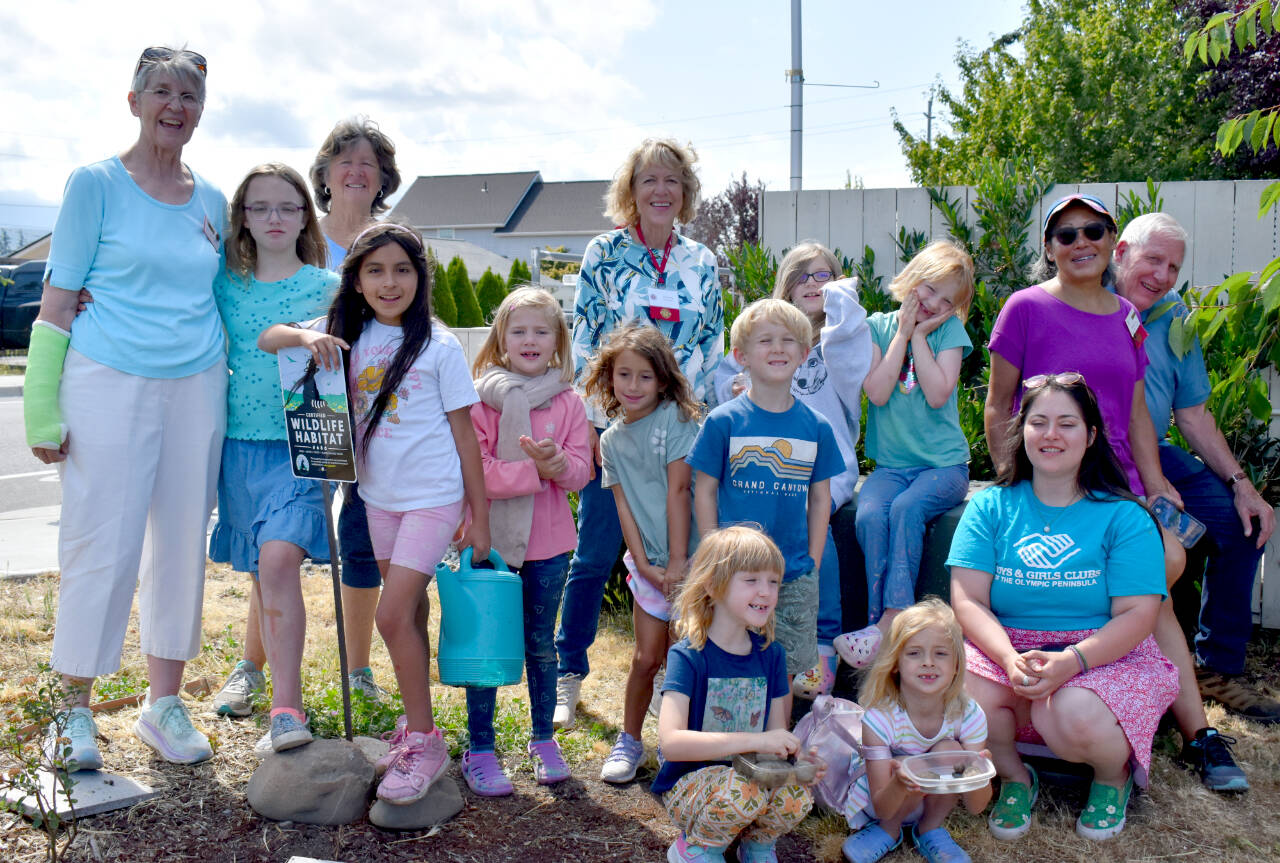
[495,180,613,236]
[421,237,513,279]
[390,171,540,229]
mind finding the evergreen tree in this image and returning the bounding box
[506,257,533,289]
[476,269,508,322]
[448,256,484,327]
[428,248,458,326]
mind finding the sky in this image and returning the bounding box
[0,0,1026,239]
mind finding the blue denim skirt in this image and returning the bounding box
[209,438,331,576]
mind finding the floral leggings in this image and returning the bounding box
[664,765,812,849]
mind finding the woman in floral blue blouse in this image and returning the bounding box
[554,139,723,755]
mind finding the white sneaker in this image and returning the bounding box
[45,707,103,772]
[600,732,645,784]
[212,660,266,717]
[134,694,213,764]
[552,674,584,730]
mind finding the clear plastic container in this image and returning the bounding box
[731,753,820,788]
[898,750,995,794]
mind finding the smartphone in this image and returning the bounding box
[1150,496,1206,549]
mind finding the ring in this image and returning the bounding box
[1021,675,1033,686]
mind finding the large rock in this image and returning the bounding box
[247,739,374,825]
[352,735,389,772]
[368,777,464,831]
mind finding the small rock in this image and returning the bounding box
[247,739,373,825]
[352,735,389,770]
[368,777,464,830]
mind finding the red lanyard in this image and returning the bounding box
[634,223,674,285]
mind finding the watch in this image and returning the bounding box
[1227,470,1248,489]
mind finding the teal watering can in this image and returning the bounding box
[435,547,524,687]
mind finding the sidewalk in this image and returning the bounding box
[0,504,60,579]
[0,375,22,397]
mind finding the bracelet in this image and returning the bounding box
[1227,470,1248,489]
[1068,645,1088,674]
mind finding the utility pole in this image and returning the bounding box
[788,0,803,191]
[925,87,935,148]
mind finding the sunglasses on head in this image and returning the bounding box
[1023,372,1085,389]
[136,47,207,77]
[1048,222,1108,246]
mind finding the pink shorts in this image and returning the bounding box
[624,551,672,622]
[364,500,463,574]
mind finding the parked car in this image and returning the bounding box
[0,259,43,349]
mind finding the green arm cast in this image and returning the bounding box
[23,321,71,449]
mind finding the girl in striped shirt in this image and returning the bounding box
[841,599,992,863]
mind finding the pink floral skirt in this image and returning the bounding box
[965,627,1178,786]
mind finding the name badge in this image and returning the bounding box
[202,215,220,250]
[1124,307,1147,348]
[648,287,681,322]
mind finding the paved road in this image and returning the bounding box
[0,391,62,576]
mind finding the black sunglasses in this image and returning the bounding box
[1049,221,1108,246]
[136,47,207,77]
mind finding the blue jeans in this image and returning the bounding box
[816,524,841,646]
[337,484,381,588]
[466,552,570,748]
[1161,444,1264,675]
[855,464,969,623]
[555,469,624,677]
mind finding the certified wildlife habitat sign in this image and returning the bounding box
[278,346,357,483]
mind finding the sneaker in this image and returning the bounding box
[833,625,882,669]
[912,824,971,863]
[528,738,571,785]
[987,763,1037,840]
[792,649,838,699]
[667,833,727,862]
[212,660,266,717]
[1180,728,1249,792]
[44,707,103,772]
[269,711,313,753]
[461,749,514,797]
[348,666,389,704]
[600,732,645,783]
[648,668,665,718]
[735,838,779,863]
[552,673,584,730]
[841,822,902,863]
[134,694,214,764]
[1075,773,1133,841]
[377,728,450,804]
[1196,667,1280,725]
[374,715,409,775]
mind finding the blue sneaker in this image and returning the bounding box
[912,825,971,863]
[45,707,103,772]
[1180,728,1249,793]
[736,838,778,862]
[269,711,313,752]
[667,833,727,862]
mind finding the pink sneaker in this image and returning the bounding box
[374,715,408,776]
[528,738,570,785]
[834,625,883,669]
[376,728,450,804]
[462,749,514,797]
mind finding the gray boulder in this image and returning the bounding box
[247,739,374,825]
[352,735,389,772]
[368,777,464,830]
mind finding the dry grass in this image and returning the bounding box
[1,565,1279,861]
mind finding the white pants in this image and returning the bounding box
[51,350,226,678]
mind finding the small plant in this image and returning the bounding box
[303,680,404,740]
[95,669,146,701]
[0,665,80,862]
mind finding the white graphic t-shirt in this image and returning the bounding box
[946,482,1165,631]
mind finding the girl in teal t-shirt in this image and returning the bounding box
[835,243,975,671]
[208,163,337,753]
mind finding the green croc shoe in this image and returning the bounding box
[988,763,1038,840]
[1075,773,1133,841]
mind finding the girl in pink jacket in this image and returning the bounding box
[463,286,591,796]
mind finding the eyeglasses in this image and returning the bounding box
[798,270,835,284]
[1049,222,1108,246]
[136,46,207,77]
[1023,372,1086,388]
[142,88,202,108]
[244,203,305,221]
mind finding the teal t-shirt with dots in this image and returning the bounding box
[213,264,339,440]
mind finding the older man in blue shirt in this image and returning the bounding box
[1114,213,1278,787]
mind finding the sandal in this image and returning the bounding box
[840,822,902,863]
[528,738,570,785]
[462,749,514,797]
[833,626,882,669]
[988,763,1038,840]
[1075,773,1133,841]
[792,650,838,699]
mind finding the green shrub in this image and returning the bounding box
[429,248,458,326]
[506,258,533,290]
[449,257,484,328]
[476,269,508,322]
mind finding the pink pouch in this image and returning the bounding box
[793,694,866,813]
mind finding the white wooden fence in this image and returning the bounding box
[762,180,1280,291]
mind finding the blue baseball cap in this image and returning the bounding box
[1042,193,1116,241]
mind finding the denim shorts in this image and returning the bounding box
[209,438,330,577]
